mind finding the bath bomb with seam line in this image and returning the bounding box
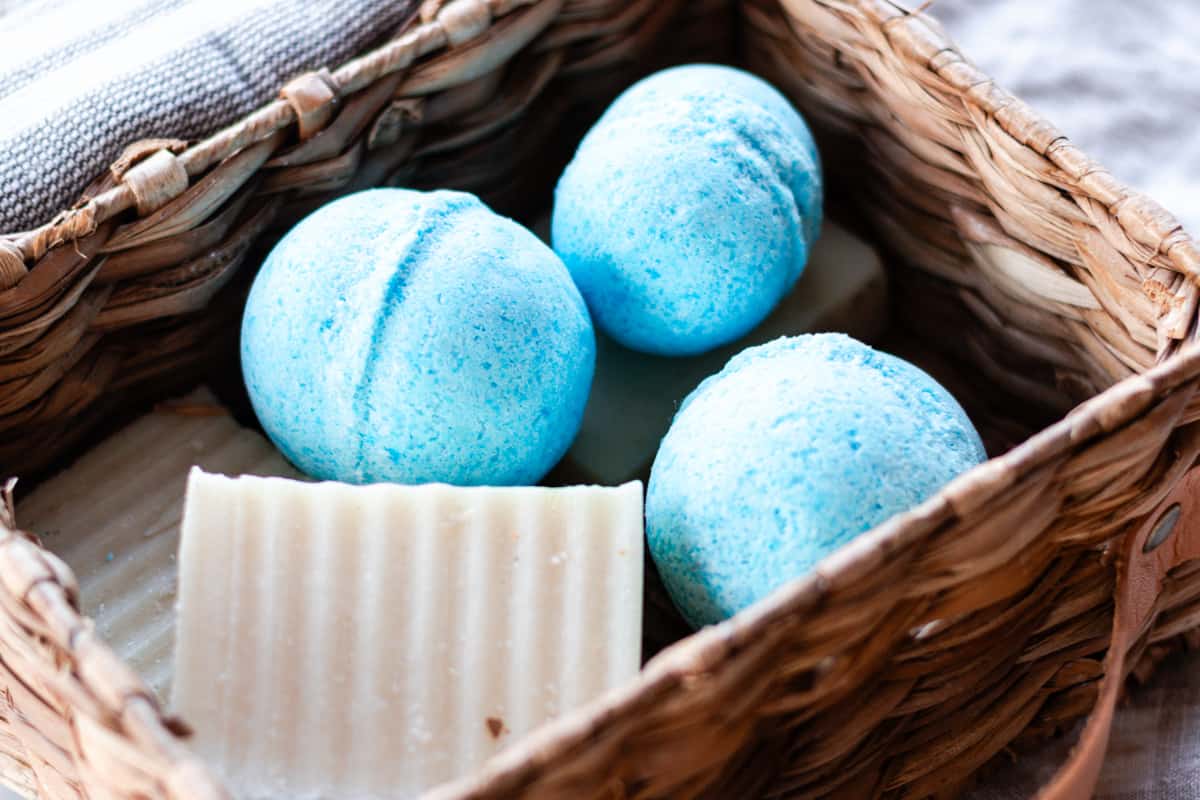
[598,64,821,244]
[241,188,596,486]
[553,64,823,357]
[645,333,986,628]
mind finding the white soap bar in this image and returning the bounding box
[172,471,644,800]
[17,389,299,700]
[564,222,889,485]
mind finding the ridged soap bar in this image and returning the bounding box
[172,471,644,799]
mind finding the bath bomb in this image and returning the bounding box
[241,188,595,486]
[646,334,986,628]
[552,64,823,356]
[603,64,820,240]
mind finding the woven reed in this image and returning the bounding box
[2,0,1199,797]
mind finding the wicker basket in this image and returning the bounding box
[2,0,1200,797]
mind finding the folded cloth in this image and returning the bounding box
[0,0,416,234]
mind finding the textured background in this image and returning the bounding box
[936,0,1200,236]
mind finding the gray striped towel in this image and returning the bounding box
[0,0,417,235]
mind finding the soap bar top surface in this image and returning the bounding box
[646,334,986,628]
[552,64,823,357]
[242,188,596,487]
[173,471,644,800]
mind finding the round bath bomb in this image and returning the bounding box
[646,334,986,628]
[552,64,822,356]
[241,188,596,486]
[604,65,819,234]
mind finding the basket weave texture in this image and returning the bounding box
[2,0,1200,798]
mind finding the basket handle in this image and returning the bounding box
[1036,464,1200,799]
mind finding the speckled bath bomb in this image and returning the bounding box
[241,188,596,486]
[646,334,986,628]
[552,64,822,356]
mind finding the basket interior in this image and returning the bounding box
[20,0,1099,687]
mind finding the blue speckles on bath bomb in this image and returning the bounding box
[645,334,986,628]
[241,188,596,486]
[552,64,823,357]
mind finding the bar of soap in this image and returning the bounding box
[563,222,888,485]
[16,389,299,700]
[172,472,644,799]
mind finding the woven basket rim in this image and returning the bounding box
[1,0,1198,312]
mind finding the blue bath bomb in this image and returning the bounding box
[602,64,820,242]
[646,334,986,628]
[552,64,822,356]
[241,188,596,486]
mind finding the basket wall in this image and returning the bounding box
[0,1,1199,799]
